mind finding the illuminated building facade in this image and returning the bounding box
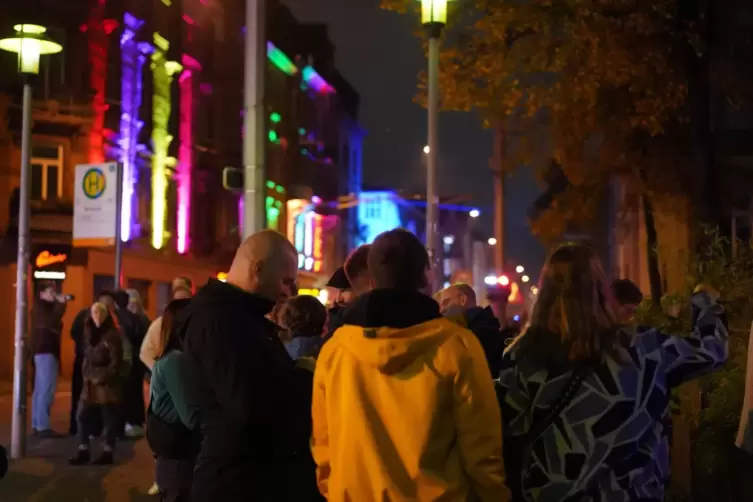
[0,0,365,377]
[357,190,484,290]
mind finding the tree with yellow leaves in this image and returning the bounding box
[383,0,749,305]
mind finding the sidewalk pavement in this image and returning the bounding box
[0,383,154,502]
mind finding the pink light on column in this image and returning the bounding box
[238,196,244,237]
[177,54,201,254]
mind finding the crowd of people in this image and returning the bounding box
[14,226,738,502]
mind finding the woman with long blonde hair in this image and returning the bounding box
[497,243,728,502]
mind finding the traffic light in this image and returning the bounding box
[222,167,243,191]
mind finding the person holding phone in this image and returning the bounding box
[31,281,69,438]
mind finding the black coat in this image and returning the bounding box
[180,279,321,502]
[465,306,507,378]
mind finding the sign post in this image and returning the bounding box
[73,162,122,288]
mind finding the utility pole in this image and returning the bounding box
[242,0,266,238]
[492,123,505,275]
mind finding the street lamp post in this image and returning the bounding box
[242,0,267,238]
[0,24,62,460]
[421,0,448,290]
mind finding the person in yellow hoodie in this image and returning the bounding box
[312,228,511,502]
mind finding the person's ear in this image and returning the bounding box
[252,259,264,279]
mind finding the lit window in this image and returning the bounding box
[31,144,63,201]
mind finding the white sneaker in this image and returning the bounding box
[125,424,144,438]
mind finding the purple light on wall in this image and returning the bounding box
[119,13,151,242]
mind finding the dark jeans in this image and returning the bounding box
[123,361,146,427]
[77,403,118,449]
[156,457,194,502]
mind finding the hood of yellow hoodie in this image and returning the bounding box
[333,289,455,374]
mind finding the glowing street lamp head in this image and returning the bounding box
[421,0,449,26]
[469,209,480,218]
[0,24,63,75]
[515,265,525,273]
[423,145,430,155]
[488,237,497,246]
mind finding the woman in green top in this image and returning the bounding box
[148,298,198,502]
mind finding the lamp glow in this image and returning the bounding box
[423,145,430,154]
[488,237,497,246]
[498,275,510,286]
[0,24,63,75]
[270,112,281,123]
[420,0,449,25]
[484,275,497,286]
[521,275,530,283]
[469,209,480,218]
[516,265,525,273]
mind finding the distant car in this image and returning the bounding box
[0,444,7,480]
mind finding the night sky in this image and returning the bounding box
[283,0,546,274]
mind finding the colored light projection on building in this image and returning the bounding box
[356,191,403,245]
[151,33,182,250]
[83,0,118,164]
[264,41,335,95]
[287,199,326,273]
[119,13,151,242]
[177,54,201,254]
[302,66,335,94]
[265,180,284,231]
[266,42,297,76]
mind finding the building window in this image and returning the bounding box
[31,144,63,201]
[365,201,381,219]
[127,278,151,312]
[92,274,115,299]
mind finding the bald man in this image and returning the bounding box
[180,230,322,502]
[440,284,508,377]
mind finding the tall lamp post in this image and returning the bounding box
[0,24,62,460]
[242,0,267,238]
[421,0,448,289]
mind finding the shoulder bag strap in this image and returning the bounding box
[519,366,588,473]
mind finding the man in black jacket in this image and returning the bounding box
[440,283,509,377]
[324,266,350,337]
[325,245,372,339]
[182,230,321,501]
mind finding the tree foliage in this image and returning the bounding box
[381,0,747,240]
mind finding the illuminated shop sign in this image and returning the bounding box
[35,250,67,268]
[32,246,71,280]
[286,199,324,273]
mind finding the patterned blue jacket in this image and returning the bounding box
[497,292,728,502]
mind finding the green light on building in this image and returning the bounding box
[270,112,281,124]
